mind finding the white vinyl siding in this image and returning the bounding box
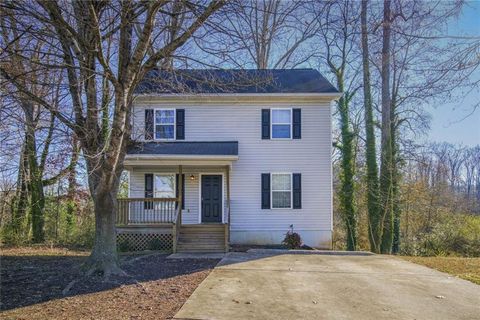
[131,99,332,233]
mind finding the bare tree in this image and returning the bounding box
[314,0,361,250]
[0,0,224,276]
[201,0,322,69]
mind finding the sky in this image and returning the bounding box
[423,1,480,147]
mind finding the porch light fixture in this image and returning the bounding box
[189,174,196,181]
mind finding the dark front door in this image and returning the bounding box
[201,175,223,223]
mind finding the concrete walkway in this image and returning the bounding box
[174,251,480,320]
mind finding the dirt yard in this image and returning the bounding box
[400,256,480,285]
[0,247,219,319]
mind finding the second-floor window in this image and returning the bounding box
[271,108,292,139]
[155,109,175,140]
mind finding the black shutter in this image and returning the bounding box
[176,109,185,140]
[293,173,302,209]
[145,109,154,140]
[261,173,271,209]
[175,174,185,209]
[261,109,270,139]
[293,108,301,139]
[145,173,154,209]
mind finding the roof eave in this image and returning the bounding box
[134,92,341,98]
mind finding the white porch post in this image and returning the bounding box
[178,165,183,226]
[226,165,231,249]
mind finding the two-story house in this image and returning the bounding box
[116,69,340,253]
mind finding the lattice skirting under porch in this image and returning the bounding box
[116,227,173,252]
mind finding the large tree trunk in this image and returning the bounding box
[83,91,130,276]
[379,0,394,254]
[391,112,401,254]
[361,0,381,253]
[336,79,357,251]
[11,144,29,234]
[65,140,79,236]
[86,187,122,276]
[23,101,45,243]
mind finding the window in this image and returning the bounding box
[155,109,175,140]
[154,174,176,198]
[271,109,292,139]
[271,173,292,208]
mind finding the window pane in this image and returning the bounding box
[272,124,291,138]
[155,125,174,139]
[155,110,175,124]
[272,109,291,123]
[272,174,291,191]
[272,191,291,208]
[155,175,175,198]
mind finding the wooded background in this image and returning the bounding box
[0,0,479,273]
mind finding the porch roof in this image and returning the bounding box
[125,141,239,166]
[127,141,238,156]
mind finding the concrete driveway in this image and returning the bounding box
[174,250,480,320]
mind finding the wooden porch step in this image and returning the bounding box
[179,231,224,235]
[178,239,224,244]
[177,244,225,250]
[178,236,224,242]
[176,248,225,253]
[180,226,224,231]
[175,224,227,253]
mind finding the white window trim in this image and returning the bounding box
[153,173,176,198]
[270,108,293,140]
[154,108,176,141]
[270,172,293,209]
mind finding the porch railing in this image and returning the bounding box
[116,198,179,226]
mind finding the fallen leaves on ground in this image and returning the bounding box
[1,247,219,319]
[400,256,480,285]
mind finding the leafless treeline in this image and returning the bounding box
[407,143,480,209]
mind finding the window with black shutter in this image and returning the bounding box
[144,173,153,209]
[293,109,301,139]
[261,109,270,139]
[261,173,271,209]
[292,173,302,209]
[176,109,185,140]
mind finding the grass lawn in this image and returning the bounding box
[400,256,480,285]
[1,246,219,319]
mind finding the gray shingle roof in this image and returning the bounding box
[127,141,239,156]
[136,69,338,94]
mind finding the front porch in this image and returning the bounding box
[115,164,232,253]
